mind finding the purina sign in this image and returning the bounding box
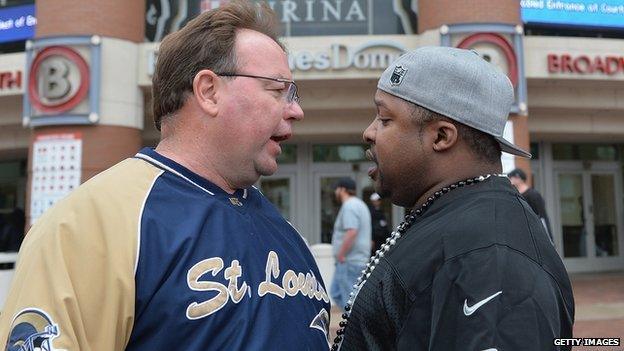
[145,0,417,41]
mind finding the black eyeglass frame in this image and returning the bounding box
[216,73,300,104]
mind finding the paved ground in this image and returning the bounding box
[329,271,624,349]
[572,271,624,350]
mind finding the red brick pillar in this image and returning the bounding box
[25,0,146,225]
[36,0,145,42]
[418,0,521,33]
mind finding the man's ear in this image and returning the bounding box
[192,69,220,116]
[430,120,458,152]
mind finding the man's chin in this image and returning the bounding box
[255,160,278,177]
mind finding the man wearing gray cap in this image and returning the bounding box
[332,47,574,351]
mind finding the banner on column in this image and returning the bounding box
[30,133,82,223]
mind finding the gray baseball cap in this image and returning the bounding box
[378,46,531,158]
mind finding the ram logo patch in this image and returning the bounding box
[6,308,60,351]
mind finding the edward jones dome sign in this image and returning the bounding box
[288,40,406,71]
[145,40,407,78]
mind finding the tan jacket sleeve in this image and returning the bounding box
[0,159,163,351]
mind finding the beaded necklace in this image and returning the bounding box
[331,174,502,350]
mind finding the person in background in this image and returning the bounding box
[331,177,371,311]
[369,192,390,255]
[508,168,554,243]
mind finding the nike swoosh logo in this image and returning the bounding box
[463,291,502,316]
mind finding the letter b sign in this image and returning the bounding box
[39,58,70,100]
[28,46,90,114]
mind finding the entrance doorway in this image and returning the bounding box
[259,170,296,222]
[261,143,403,246]
[312,164,378,244]
[554,162,624,272]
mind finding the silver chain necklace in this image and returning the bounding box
[331,174,503,350]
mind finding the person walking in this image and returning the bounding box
[330,177,371,312]
[508,168,554,243]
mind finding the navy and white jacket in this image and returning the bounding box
[1,148,331,351]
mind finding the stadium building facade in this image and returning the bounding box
[1,0,624,273]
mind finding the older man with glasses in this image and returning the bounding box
[0,1,331,350]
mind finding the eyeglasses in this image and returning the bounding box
[216,73,300,104]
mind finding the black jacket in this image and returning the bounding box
[340,176,574,350]
[521,188,553,242]
[370,205,391,253]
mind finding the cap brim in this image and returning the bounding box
[496,136,532,158]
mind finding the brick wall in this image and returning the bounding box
[418,0,520,33]
[36,0,145,42]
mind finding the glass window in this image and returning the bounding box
[0,160,26,253]
[277,144,297,164]
[530,142,539,160]
[592,174,619,257]
[0,161,21,179]
[581,145,617,161]
[552,144,574,160]
[0,182,17,211]
[0,160,24,210]
[313,144,368,163]
[558,173,586,258]
[552,144,619,161]
[259,178,292,221]
[319,176,343,244]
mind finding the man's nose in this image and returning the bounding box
[363,121,376,143]
[287,101,304,121]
